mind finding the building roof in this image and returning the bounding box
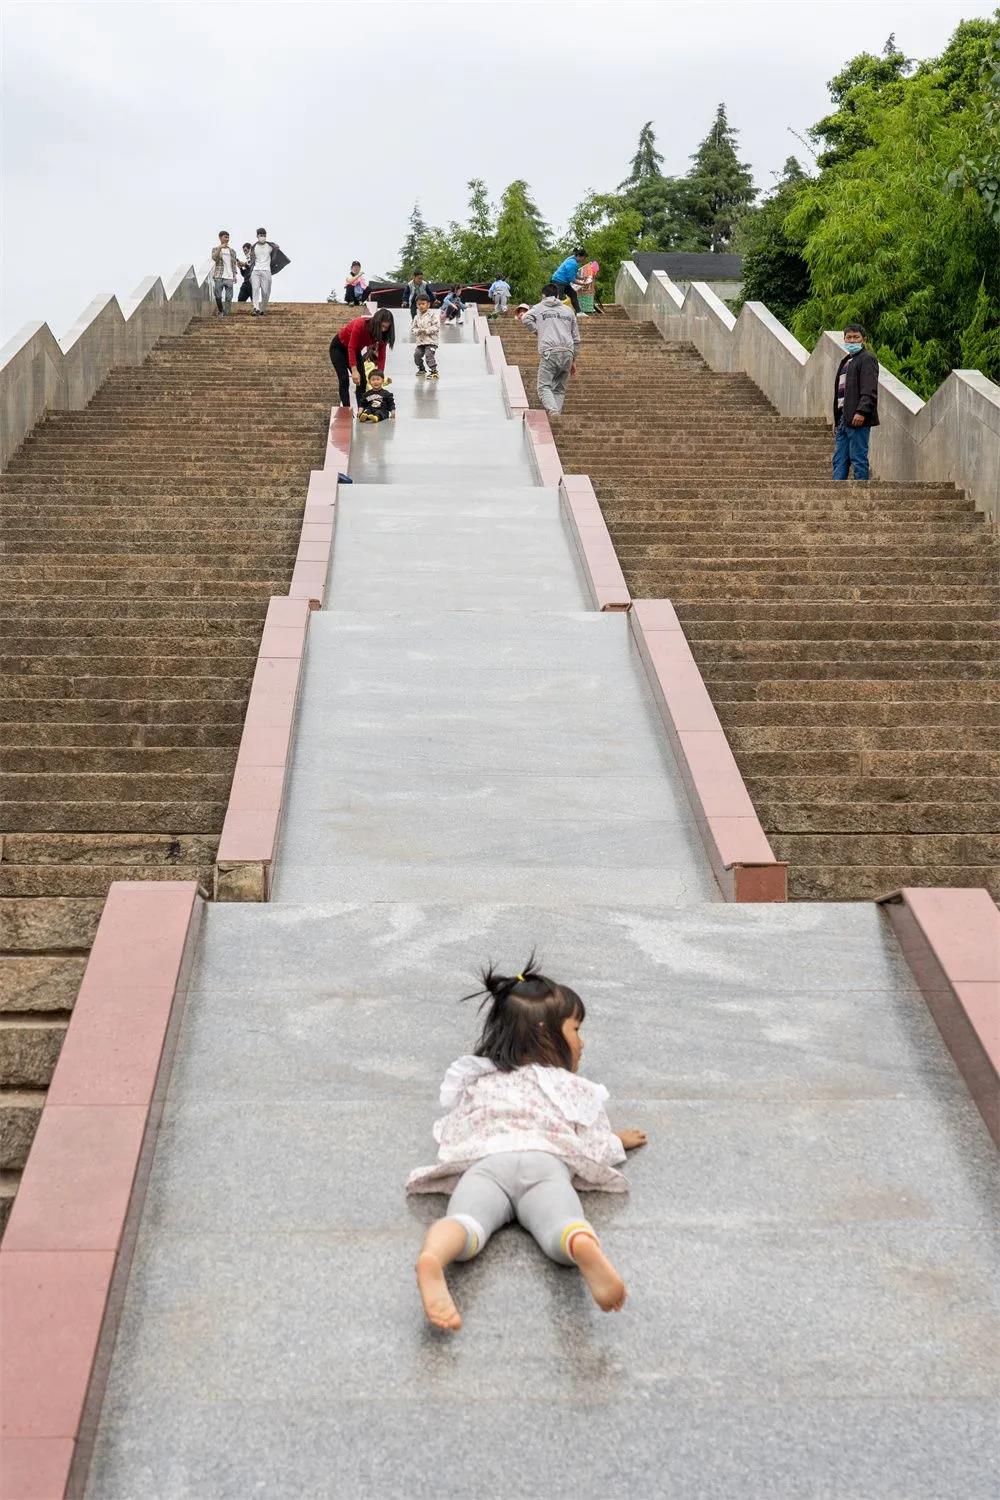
[633,253,744,281]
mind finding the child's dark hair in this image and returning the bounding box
[542,282,562,297]
[463,955,584,1072]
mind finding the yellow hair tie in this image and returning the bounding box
[515,973,526,984]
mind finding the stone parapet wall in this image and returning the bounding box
[0,261,214,469]
[616,261,1000,521]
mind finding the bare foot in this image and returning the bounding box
[416,1251,462,1331]
[570,1234,627,1312]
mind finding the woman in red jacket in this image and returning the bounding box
[329,309,395,408]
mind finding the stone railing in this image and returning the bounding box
[616,261,1000,521]
[0,261,214,469]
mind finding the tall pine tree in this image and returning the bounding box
[685,104,755,251]
[392,202,428,279]
[619,120,664,188]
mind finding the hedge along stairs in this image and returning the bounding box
[500,309,1000,901]
[0,301,356,1233]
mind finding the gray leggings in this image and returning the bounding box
[445,1151,595,1266]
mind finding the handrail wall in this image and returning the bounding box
[0,261,215,468]
[615,261,1000,520]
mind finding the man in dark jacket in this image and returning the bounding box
[832,322,879,480]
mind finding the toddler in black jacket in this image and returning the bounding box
[357,371,397,423]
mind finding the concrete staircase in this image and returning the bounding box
[501,310,1000,901]
[0,302,351,1233]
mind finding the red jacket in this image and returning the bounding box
[336,317,387,372]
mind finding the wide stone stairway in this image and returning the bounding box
[78,313,998,1498]
[501,311,1000,901]
[0,304,354,1232]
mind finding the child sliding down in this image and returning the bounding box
[408,959,647,1332]
[356,370,396,422]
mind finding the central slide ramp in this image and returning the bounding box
[86,319,998,1498]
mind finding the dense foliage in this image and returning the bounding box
[385,15,999,392]
[740,18,1000,393]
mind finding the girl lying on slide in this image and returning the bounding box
[408,959,647,1332]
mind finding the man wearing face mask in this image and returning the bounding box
[832,322,879,480]
[249,227,290,317]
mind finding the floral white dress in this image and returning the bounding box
[407,1055,628,1195]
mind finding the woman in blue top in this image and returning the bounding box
[551,247,586,313]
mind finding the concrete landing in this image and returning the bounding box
[84,313,1000,1499]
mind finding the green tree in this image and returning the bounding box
[787,31,1000,394]
[493,180,544,298]
[392,202,428,279]
[559,193,647,300]
[449,178,497,281]
[735,158,811,324]
[808,35,914,168]
[685,103,756,251]
[944,30,1000,226]
[619,120,665,188]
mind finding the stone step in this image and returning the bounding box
[0,897,104,953]
[687,641,997,664]
[3,802,229,834]
[737,748,1000,777]
[0,1091,46,1170]
[6,669,256,696]
[0,955,87,1011]
[0,1016,69,1089]
[684,620,998,643]
[0,864,211,898]
[716,699,1000,726]
[0,696,246,724]
[753,798,999,833]
[3,747,239,774]
[726,723,996,751]
[704,669,1000,690]
[768,831,1000,866]
[2,721,242,747]
[788,863,1000,901]
[1,831,218,865]
[1,771,235,801]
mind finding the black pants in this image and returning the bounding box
[553,281,580,313]
[238,279,253,303]
[345,285,365,306]
[329,340,367,408]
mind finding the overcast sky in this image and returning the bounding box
[1,0,993,344]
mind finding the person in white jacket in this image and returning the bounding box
[411,292,441,379]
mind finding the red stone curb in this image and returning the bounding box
[878,887,999,1146]
[214,407,348,900]
[500,363,529,416]
[629,600,788,902]
[558,474,631,612]
[523,409,564,487]
[0,882,203,1500]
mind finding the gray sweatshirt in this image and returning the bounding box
[521,296,581,355]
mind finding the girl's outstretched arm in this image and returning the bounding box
[615,1129,648,1150]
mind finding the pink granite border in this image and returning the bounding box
[558,473,631,612]
[523,409,564,486]
[0,881,203,1500]
[878,887,999,1146]
[629,600,788,902]
[214,406,349,900]
[473,315,529,416]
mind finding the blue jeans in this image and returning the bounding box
[214,277,234,314]
[832,420,870,480]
